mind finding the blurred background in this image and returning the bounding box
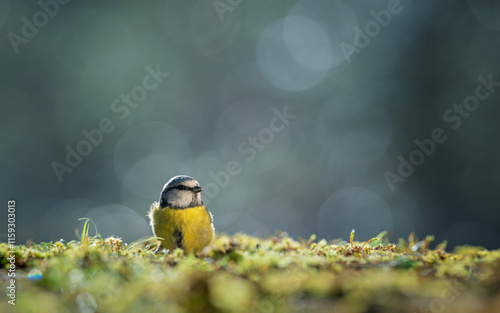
[1,0,499,249]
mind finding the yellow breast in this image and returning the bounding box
[149,202,214,255]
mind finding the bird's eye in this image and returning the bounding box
[176,185,188,190]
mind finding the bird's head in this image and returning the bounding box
[159,175,203,209]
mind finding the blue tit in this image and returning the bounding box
[148,175,214,255]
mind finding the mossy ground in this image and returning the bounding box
[1,231,500,313]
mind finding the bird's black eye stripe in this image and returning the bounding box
[167,185,192,191]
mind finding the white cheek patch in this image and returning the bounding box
[167,190,194,208]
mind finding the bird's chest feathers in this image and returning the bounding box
[158,205,209,228]
[154,205,213,250]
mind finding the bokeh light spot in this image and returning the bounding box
[256,16,331,91]
[289,0,359,68]
[283,16,332,71]
[150,268,165,282]
[28,269,43,281]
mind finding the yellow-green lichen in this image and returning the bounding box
[1,232,499,313]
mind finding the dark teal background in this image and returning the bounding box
[1,0,499,248]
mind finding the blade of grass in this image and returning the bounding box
[78,218,103,244]
[126,236,163,251]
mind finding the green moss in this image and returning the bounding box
[1,232,499,313]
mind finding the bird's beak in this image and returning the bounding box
[193,186,203,193]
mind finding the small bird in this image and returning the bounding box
[148,175,214,255]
